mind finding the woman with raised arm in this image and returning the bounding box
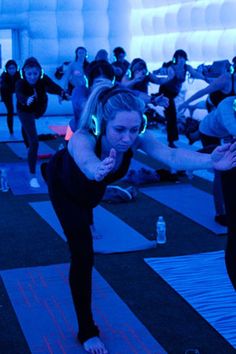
[46,81,236,354]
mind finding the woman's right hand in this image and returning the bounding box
[94,148,116,181]
[26,95,35,106]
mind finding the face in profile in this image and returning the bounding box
[24,66,41,85]
[7,64,17,76]
[105,110,141,152]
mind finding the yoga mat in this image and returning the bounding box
[145,250,236,349]
[1,264,166,354]
[140,184,226,234]
[29,201,156,254]
[48,125,67,136]
[0,115,23,142]
[193,169,214,182]
[7,141,55,159]
[3,162,48,195]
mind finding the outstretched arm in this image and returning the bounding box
[178,74,227,112]
[68,131,116,180]
[138,131,236,171]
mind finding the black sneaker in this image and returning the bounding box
[214,214,228,227]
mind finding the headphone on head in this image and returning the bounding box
[3,60,19,73]
[91,87,147,136]
[20,67,44,80]
[230,65,235,75]
[172,49,188,65]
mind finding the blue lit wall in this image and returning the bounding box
[129,0,236,71]
[1,0,236,110]
[1,0,236,71]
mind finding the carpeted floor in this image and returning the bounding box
[0,120,236,354]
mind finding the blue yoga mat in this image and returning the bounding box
[145,250,236,349]
[7,141,55,159]
[1,264,166,354]
[2,162,48,195]
[30,201,156,254]
[140,183,226,234]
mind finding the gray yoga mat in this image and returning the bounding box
[1,162,48,195]
[29,201,156,254]
[140,183,226,234]
[145,250,236,349]
[7,141,55,159]
[1,263,166,354]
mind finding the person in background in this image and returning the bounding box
[222,165,236,291]
[0,59,21,135]
[94,49,109,62]
[157,49,206,147]
[178,64,236,226]
[63,46,90,122]
[65,60,115,140]
[46,81,236,354]
[121,57,169,111]
[15,57,68,188]
[111,46,130,82]
[63,46,89,95]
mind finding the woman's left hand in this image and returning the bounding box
[94,148,116,181]
[153,94,169,108]
[212,142,236,170]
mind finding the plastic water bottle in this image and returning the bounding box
[1,169,9,192]
[156,216,166,244]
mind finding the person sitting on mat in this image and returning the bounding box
[46,81,236,354]
[15,57,68,188]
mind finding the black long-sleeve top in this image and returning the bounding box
[15,74,63,117]
[0,71,21,100]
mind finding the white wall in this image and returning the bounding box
[1,0,236,115]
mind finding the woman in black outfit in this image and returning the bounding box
[222,167,236,291]
[159,49,206,147]
[15,57,67,188]
[46,81,236,353]
[0,59,21,135]
[179,65,236,226]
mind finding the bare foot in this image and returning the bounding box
[90,224,103,240]
[83,336,108,353]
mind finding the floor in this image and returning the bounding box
[0,114,236,354]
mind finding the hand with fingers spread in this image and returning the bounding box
[212,141,236,170]
[94,148,116,181]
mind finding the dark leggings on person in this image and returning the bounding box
[166,96,178,144]
[221,168,236,290]
[199,132,225,216]
[47,168,100,344]
[3,95,14,134]
[18,111,39,174]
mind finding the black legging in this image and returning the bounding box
[18,111,39,174]
[221,168,236,290]
[159,88,178,144]
[46,154,102,344]
[2,95,14,134]
[199,133,225,216]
